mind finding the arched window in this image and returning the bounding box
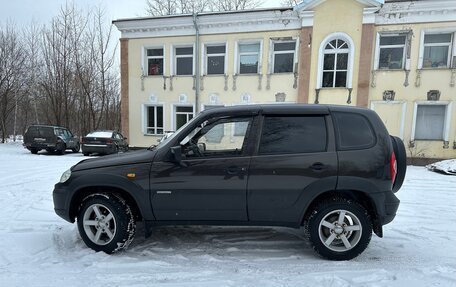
[317,33,354,89]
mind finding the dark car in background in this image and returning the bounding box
[24,125,80,155]
[81,130,128,156]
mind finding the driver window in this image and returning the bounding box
[184,117,252,158]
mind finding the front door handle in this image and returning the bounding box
[226,166,246,175]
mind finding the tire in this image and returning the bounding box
[83,152,90,156]
[30,148,38,154]
[77,193,136,254]
[307,198,372,261]
[391,136,407,193]
[72,143,80,153]
[57,143,66,155]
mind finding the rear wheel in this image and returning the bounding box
[307,198,372,261]
[57,143,66,155]
[83,152,90,156]
[72,143,80,153]
[30,148,38,154]
[77,193,136,254]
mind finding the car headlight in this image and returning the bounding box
[60,168,72,183]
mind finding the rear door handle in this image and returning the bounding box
[226,166,246,175]
[309,162,327,171]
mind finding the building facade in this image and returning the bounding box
[114,0,456,159]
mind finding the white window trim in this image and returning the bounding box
[142,104,165,136]
[171,103,195,131]
[418,28,456,69]
[201,42,228,76]
[142,45,166,76]
[317,32,355,89]
[370,100,407,140]
[269,38,299,74]
[411,101,452,142]
[374,32,408,70]
[234,39,263,75]
[171,43,195,76]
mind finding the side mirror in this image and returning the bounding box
[170,146,187,167]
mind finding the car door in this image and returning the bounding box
[150,116,255,221]
[247,114,338,224]
[64,129,76,148]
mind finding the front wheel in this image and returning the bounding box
[77,193,136,254]
[307,198,372,261]
[72,143,80,153]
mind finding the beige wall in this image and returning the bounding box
[307,0,365,106]
[128,30,300,147]
[370,22,456,159]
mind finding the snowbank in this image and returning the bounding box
[426,159,456,175]
[1,144,456,286]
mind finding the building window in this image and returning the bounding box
[146,48,164,76]
[272,41,296,73]
[238,42,260,74]
[378,34,407,70]
[205,44,226,75]
[145,106,164,135]
[175,106,194,130]
[422,33,453,68]
[322,39,349,88]
[414,105,447,140]
[175,46,193,75]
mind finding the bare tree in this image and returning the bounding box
[280,0,301,7]
[0,23,26,143]
[145,0,262,16]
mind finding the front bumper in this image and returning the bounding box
[53,184,73,223]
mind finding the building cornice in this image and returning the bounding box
[114,9,302,39]
[376,0,456,25]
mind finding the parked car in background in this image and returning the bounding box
[24,125,80,155]
[81,130,128,156]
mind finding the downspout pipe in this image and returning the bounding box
[193,13,200,113]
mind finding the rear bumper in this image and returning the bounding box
[81,144,116,154]
[371,191,400,226]
[24,142,57,149]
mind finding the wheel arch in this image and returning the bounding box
[69,186,144,223]
[301,189,382,237]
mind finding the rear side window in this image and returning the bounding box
[259,116,327,155]
[333,112,375,150]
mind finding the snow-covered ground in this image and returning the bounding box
[0,143,455,287]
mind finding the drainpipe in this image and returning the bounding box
[193,13,200,113]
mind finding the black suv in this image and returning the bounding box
[53,105,406,260]
[24,125,80,155]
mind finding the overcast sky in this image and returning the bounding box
[0,0,283,28]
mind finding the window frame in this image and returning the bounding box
[173,104,195,131]
[144,46,165,76]
[142,104,165,136]
[418,28,456,69]
[202,42,227,75]
[317,32,355,89]
[171,44,195,76]
[270,39,298,74]
[411,101,452,142]
[374,32,408,70]
[322,39,350,88]
[235,40,263,75]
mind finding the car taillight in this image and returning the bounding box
[390,152,397,184]
[106,139,113,144]
[80,137,84,144]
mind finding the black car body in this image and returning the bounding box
[81,130,128,156]
[53,104,406,260]
[24,125,80,155]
